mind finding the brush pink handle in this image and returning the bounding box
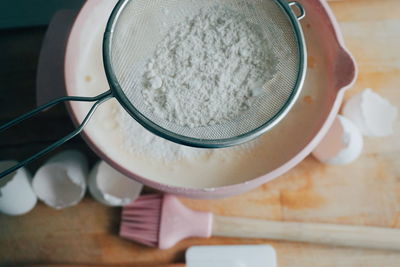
[212,215,400,250]
[159,195,213,249]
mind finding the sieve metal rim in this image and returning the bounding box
[103,0,307,148]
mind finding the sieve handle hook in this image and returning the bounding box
[0,90,113,179]
[288,1,306,20]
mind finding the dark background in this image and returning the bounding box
[0,0,84,29]
[0,0,99,176]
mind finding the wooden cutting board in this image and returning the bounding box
[1,0,399,266]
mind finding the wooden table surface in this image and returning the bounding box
[1,0,400,266]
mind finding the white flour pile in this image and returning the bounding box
[118,108,259,161]
[142,5,277,128]
[117,5,278,161]
[118,109,207,161]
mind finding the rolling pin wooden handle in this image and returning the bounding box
[212,215,400,251]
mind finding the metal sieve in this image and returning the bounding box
[105,0,306,148]
[0,0,306,178]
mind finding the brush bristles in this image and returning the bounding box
[120,194,163,247]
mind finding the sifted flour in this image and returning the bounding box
[117,106,258,161]
[142,5,277,128]
[117,5,278,161]
[117,108,208,161]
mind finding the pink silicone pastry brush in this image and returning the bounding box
[120,194,400,250]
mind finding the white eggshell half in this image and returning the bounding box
[323,115,364,165]
[32,150,88,209]
[343,88,398,137]
[0,161,37,216]
[88,161,143,206]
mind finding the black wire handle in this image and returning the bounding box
[0,90,113,179]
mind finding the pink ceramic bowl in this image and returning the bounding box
[64,0,356,198]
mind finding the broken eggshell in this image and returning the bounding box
[313,115,363,165]
[0,161,37,216]
[32,150,88,209]
[342,88,398,137]
[88,161,143,206]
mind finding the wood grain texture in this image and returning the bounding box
[1,0,400,266]
[212,215,400,250]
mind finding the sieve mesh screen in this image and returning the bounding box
[104,0,306,147]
